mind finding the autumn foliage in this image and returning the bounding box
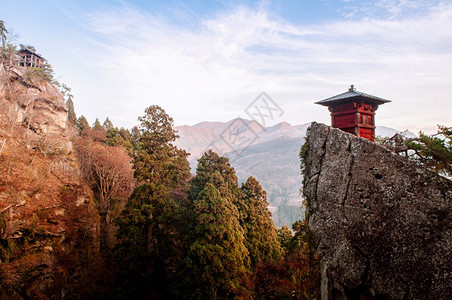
[75,135,135,253]
[75,136,135,213]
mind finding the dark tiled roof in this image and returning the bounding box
[18,48,44,59]
[316,85,391,106]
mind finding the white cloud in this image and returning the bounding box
[341,0,442,19]
[78,2,452,133]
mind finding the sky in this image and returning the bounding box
[1,0,451,133]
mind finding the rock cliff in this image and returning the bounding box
[0,64,72,152]
[303,122,452,300]
[0,64,100,298]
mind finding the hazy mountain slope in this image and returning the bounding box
[175,120,412,227]
[176,125,218,162]
[176,118,309,166]
[226,136,305,227]
[376,126,416,138]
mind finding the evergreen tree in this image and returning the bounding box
[190,149,239,199]
[377,125,451,176]
[130,126,141,148]
[133,105,190,191]
[114,184,155,296]
[114,106,191,297]
[239,176,283,268]
[405,125,451,176]
[59,83,77,125]
[178,151,252,298]
[129,105,190,265]
[66,99,77,125]
[182,183,249,299]
[92,118,102,130]
[115,183,180,297]
[106,127,133,154]
[119,128,133,150]
[103,117,113,130]
[0,20,7,49]
[106,127,121,145]
[77,115,90,133]
[277,225,294,252]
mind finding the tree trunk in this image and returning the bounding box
[146,212,153,253]
[99,210,109,255]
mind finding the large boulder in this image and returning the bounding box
[303,122,452,300]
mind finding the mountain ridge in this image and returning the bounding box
[175,119,412,227]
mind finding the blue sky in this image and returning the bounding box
[1,0,451,133]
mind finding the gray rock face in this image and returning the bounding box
[303,122,452,300]
[0,65,72,153]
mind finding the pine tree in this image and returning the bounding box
[130,126,141,148]
[0,20,7,49]
[106,127,133,154]
[114,182,184,297]
[133,105,190,190]
[59,83,77,125]
[405,125,451,176]
[182,183,249,299]
[66,99,77,125]
[178,151,252,298]
[129,105,190,260]
[114,184,156,296]
[277,225,293,252]
[377,125,451,176]
[103,117,113,130]
[114,106,191,297]
[239,176,283,268]
[77,115,90,133]
[190,149,239,199]
[92,118,102,130]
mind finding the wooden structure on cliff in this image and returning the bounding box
[18,48,44,67]
[315,85,391,141]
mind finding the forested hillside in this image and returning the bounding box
[85,106,321,298]
[0,39,321,296]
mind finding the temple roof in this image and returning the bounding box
[18,48,44,59]
[315,85,391,106]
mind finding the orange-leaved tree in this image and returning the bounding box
[75,137,135,253]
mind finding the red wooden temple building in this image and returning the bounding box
[315,85,391,141]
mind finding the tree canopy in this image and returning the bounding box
[67,105,321,299]
[133,105,190,190]
[181,183,249,298]
[378,125,452,177]
[239,176,283,268]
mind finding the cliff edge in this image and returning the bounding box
[303,122,452,299]
[0,64,99,298]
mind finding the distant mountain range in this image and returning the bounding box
[175,119,412,227]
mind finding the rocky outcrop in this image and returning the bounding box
[0,65,100,299]
[0,64,72,153]
[303,122,452,300]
